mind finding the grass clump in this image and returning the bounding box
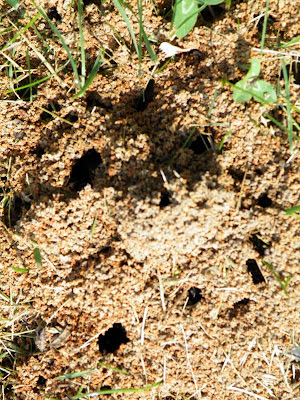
[0,287,33,397]
[31,0,103,98]
[2,0,103,98]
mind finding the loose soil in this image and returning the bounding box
[0,0,299,399]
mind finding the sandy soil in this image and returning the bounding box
[0,0,299,399]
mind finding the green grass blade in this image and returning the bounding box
[277,35,300,49]
[264,112,287,132]
[2,12,41,52]
[262,260,290,297]
[137,0,157,63]
[31,1,80,87]
[0,26,14,36]
[98,361,130,375]
[137,0,143,72]
[3,60,69,95]
[208,88,219,117]
[54,369,98,380]
[37,106,74,125]
[173,0,202,39]
[112,0,139,57]
[225,0,231,9]
[182,126,197,149]
[118,0,136,14]
[6,0,20,7]
[25,48,33,101]
[140,25,157,62]
[260,0,269,55]
[33,247,42,267]
[156,57,172,73]
[10,266,29,273]
[90,215,97,238]
[284,205,300,216]
[0,352,10,361]
[0,289,10,302]
[71,381,163,399]
[281,58,293,152]
[78,0,86,86]
[73,52,103,98]
[218,130,232,152]
[8,48,15,94]
[200,0,225,5]
[32,22,55,56]
[74,386,85,397]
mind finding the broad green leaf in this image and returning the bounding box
[233,59,277,104]
[174,0,199,38]
[233,79,252,102]
[244,58,261,80]
[251,80,277,103]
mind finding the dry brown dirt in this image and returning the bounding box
[0,0,299,399]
